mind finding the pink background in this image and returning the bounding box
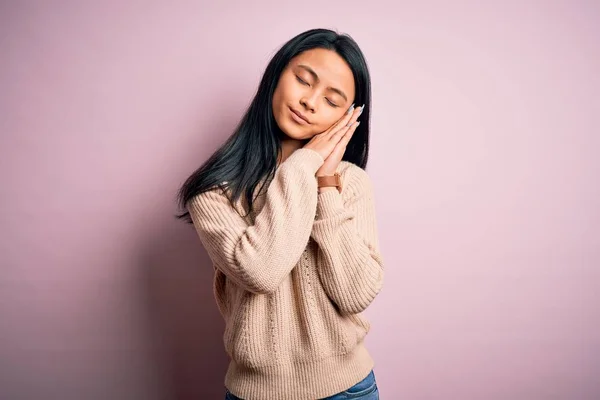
[1,1,598,399]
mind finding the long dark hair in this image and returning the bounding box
[175,28,372,224]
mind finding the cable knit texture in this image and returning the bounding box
[187,148,384,400]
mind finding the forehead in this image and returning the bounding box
[290,48,354,89]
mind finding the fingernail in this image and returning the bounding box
[358,104,365,116]
[355,121,360,128]
[346,103,355,114]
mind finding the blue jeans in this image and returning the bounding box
[225,370,379,399]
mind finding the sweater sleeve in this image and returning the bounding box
[187,148,324,294]
[310,166,384,315]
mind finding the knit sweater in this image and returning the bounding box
[187,147,384,400]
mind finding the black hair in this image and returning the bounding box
[175,28,372,223]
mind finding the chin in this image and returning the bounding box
[277,120,307,140]
[285,129,306,140]
[274,107,317,140]
[288,129,313,141]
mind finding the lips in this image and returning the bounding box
[289,107,310,124]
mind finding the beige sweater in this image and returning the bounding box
[187,148,384,400]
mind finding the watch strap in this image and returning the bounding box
[317,172,342,193]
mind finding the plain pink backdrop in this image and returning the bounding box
[1,1,598,399]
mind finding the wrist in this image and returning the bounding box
[316,172,342,194]
[318,186,338,194]
[316,172,336,177]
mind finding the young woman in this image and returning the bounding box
[176,28,384,400]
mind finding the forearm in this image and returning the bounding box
[189,148,325,294]
[311,170,384,314]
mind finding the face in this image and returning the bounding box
[272,48,356,140]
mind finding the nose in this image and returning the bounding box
[300,95,317,113]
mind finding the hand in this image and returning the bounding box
[303,104,364,169]
[314,105,363,177]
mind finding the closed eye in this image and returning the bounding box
[326,98,339,108]
[296,76,309,86]
[296,76,338,107]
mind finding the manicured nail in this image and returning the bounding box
[354,121,360,128]
[358,104,365,116]
[346,103,355,114]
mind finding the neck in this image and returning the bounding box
[277,137,306,165]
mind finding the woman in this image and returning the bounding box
[177,28,384,400]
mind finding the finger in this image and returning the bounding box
[323,104,357,137]
[332,106,362,139]
[346,104,364,127]
[330,122,352,142]
[331,122,357,154]
[323,114,352,139]
[342,121,360,141]
[330,105,363,138]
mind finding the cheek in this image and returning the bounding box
[272,90,290,121]
[272,84,283,106]
[275,74,294,96]
[316,111,345,131]
[273,75,291,106]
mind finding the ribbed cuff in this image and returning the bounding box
[316,189,346,219]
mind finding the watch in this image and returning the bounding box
[317,172,342,193]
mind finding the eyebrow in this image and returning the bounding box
[297,64,348,102]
